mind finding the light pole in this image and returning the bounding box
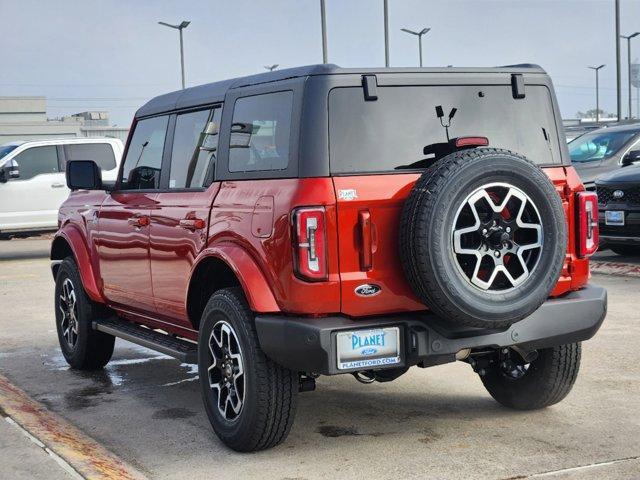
[615,0,622,120]
[264,65,279,72]
[383,0,390,67]
[158,20,190,89]
[320,0,328,64]
[589,64,606,124]
[621,33,640,119]
[401,27,430,67]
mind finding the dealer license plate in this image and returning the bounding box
[605,210,625,226]
[336,327,401,370]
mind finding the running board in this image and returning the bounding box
[93,317,198,364]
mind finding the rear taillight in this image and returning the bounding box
[577,191,599,258]
[293,207,328,281]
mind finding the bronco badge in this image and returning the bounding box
[355,284,382,297]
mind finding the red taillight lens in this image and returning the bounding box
[293,207,328,281]
[577,191,599,258]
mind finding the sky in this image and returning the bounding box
[2,0,640,125]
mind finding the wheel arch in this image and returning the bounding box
[187,244,280,330]
[50,229,105,303]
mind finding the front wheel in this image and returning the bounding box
[54,257,115,370]
[480,343,581,410]
[198,288,298,452]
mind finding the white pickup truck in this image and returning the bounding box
[0,138,123,237]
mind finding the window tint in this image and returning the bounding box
[169,107,221,189]
[120,115,168,190]
[63,143,116,171]
[329,85,562,173]
[228,91,293,172]
[13,146,59,180]
[569,130,637,163]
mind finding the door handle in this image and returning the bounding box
[359,210,373,271]
[51,182,65,188]
[128,216,150,228]
[179,218,206,231]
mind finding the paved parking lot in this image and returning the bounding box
[1,238,639,479]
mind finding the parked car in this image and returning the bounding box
[596,165,640,255]
[569,124,640,189]
[52,64,606,452]
[0,138,123,237]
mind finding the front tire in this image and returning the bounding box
[54,257,115,370]
[198,288,298,452]
[481,343,581,410]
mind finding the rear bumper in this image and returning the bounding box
[255,284,607,375]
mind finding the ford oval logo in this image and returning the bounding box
[613,190,625,199]
[355,284,382,297]
[361,347,378,356]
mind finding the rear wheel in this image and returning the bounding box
[54,257,115,370]
[198,288,298,452]
[610,245,640,256]
[480,343,581,410]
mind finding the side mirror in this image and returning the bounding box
[622,150,640,167]
[66,160,102,190]
[0,159,20,183]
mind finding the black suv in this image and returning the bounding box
[597,165,640,255]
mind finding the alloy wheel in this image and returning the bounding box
[58,278,79,348]
[452,182,543,292]
[207,320,245,421]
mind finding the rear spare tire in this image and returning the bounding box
[400,148,566,328]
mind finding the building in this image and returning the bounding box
[0,96,129,143]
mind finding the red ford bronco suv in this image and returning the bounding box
[52,64,606,452]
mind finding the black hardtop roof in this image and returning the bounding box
[135,63,547,118]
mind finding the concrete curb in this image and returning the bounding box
[0,373,148,480]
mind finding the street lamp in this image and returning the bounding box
[158,20,190,89]
[621,32,640,119]
[401,27,431,67]
[588,64,606,124]
[320,0,328,64]
[264,65,279,72]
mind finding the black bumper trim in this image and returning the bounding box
[255,284,607,375]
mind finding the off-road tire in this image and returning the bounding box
[399,148,567,328]
[610,245,640,256]
[481,343,581,410]
[54,257,115,369]
[198,287,298,452]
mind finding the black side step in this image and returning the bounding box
[93,317,198,364]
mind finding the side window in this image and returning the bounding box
[120,115,169,190]
[169,107,222,189]
[228,91,293,173]
[12,146,59,180]
[63,143,117,171]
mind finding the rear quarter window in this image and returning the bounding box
[329,85,562,174]
[228,91,293,173]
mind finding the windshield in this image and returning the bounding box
[0,144,18,162]
[569,130,637,163]
[328,85,562,174]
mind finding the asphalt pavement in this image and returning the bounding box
[0,238,639,479]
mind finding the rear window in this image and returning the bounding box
[329,85,561,174]
[63,143,116,171]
